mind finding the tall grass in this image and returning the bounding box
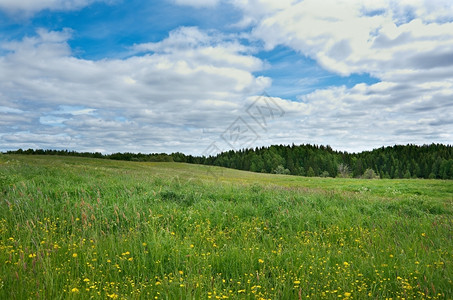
[0,155,452,299]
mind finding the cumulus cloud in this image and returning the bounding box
[220,0,453,151]
[0,0,110,16]
[245,80,452,153]
[239,0,453,79]
[1,1,451,154]
[0,27,271,153]
[133,27,263,73]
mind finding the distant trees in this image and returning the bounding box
[200,143,453,179]
[6,149,174,163]
[5,143,453,179]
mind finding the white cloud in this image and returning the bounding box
[249,80,452,153]
[216,0,453,152]
[1,1,451,154]
[232,0,453,79]
[172,0,219,8]
[0,0,110,16]
[133,27,263,72]
[0,27,271,154]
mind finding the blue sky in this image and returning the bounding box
[0,0,452,154]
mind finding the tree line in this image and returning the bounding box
[202,144,453,179]
[5,143,453,179]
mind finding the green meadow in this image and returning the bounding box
[0,154,452,299]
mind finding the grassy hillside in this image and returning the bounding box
[1,155,452,299]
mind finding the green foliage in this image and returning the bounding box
[404,170,411,179]
[362,168,379,179]
[320,170,330,177]
[0,156,452,299]
[273,165,290,175]
[6,144,453,179]
[337,163,351,178]
[207,143,453,179]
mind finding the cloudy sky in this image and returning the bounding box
[0,0,452,155]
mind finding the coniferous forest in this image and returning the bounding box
[202,144,453,179]
[5,143,453,179]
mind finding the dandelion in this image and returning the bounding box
[142,243,147,246]
[344,292,351,297]
[258,259,264,264]
[71,288,79,293]
[72,253,78,258]
[179,270,184,275]
[83,278,90,282]
[107,293,118,299]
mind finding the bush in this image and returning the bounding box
[307,167,315,177]
[337,163,351,178]
[273,165,290,175]
[362,168,379,179]
[320,171,330,177]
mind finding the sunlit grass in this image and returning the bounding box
[0,155,452,299]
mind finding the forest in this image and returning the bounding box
[5,143,453,179]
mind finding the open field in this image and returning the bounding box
[0,154,452,299]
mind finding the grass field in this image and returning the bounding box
[0,154,452,299]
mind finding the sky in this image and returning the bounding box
[0,0,452,155]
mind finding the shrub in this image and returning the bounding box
[320,171,330,177]
[337,163,351,178]
[362,168,379,179]
[273,165,290,175]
